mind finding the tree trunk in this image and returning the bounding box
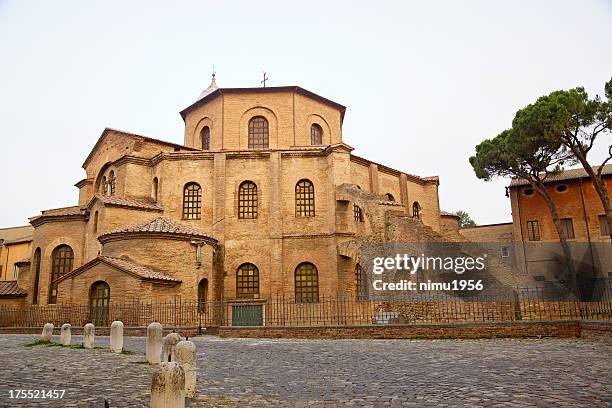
[532,179,579,292]
[568,146,612,244]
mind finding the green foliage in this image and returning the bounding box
[514,78,611,159]
[23,340,62,348]
[456,210,477,229]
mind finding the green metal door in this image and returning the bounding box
[232,304,263,326]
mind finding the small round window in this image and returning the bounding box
[555,184,568,193]
[523,188,534,196]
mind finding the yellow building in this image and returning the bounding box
[0,225,34,281]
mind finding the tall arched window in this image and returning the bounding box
[32,248,41,305]
[384,193,395,202]
[311,123,323,145]
[201,126,210,150]
[236,263,259,299]
[93,211,99,233]
[49,244,74,304]
[90,281,110,326]
[295,179,315,217]
[108,171,116,196]
[198,278,208,312]
[356,263,368,301]
[183,182,202,220]
[152,177,159,202]
[412,202,421,219]
[295,262,319,303]
[238,181,258,219]
[248,116,269,149]
[101,176,107,195]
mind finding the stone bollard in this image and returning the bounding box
[41,323,54,342]
[147,322,163,365]
[162,332,182,362]
[60,323,71,346]
[84,323,95,349]
[110,321,124,353]
[150,362,185,408]
[175,340,196,398]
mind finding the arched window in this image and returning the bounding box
[101,176,107,195]
[238,181,258,219]
[108,171,116,196]
[311,123,323,145]
[90,281,110,326]
[384,193,395,202]
[32,248,41,305]
[248,116,269,149]
[152,177,159,202]
[236,263,259,299]
[356,263,368,301]
[183,182,202,220]
[198,278,208,312]
[295,262,319,303]
[49,244,74,304]
[93,211,99,233]
[201,126,210,150]
[295,179,315,217]
[412,202,421,219]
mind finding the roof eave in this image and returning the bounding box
[179,86,347,122]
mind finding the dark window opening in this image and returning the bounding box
[248,116,269,149]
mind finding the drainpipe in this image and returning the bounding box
[3,245,9,280]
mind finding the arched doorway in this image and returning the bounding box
[90,281,110,326]
[197,278,208,313]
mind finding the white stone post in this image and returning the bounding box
[147,322,163,365]
[162,332,181,362]
[60,323,71,346]
[41,323,54,342]
[175,340,196,398]
[150,362,185,408]
[84,323,95,349]
[110,320,124,353]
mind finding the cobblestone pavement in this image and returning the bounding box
[0,335,610,407]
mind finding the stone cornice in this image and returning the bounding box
[349,154,433,185]
[98,231,218,248]
[29,214,88,228]
[282,232,355,239]
[74,178,93,188]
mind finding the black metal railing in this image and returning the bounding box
[1,281,611,328]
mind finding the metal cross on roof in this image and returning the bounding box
[261,71,269,87]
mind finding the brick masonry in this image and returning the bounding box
[216,320,585,340]
[6,86,459,308]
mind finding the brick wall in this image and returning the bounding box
[217,320,582,339]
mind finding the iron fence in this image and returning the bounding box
[1,281,611,328]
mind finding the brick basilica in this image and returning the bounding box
[2,77,464,309]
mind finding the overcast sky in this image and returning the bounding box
[0,0,610,227]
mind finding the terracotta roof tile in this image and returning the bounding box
[56,256,181,284]
[3,235,33,245]
[98,256,180,282]
[100,217,217,241]
[92,194,163,211]
[0,281,27,297]
[14,258,31,265]
[40,206,83,217]
[510,164,612,187]
[441,211,459,217]
[0,225,34,242]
